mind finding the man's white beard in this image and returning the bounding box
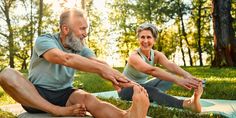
[65,31,85,51]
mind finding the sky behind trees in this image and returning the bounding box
[0,0,235,69]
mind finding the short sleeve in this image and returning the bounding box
[34,35,58,57]
[79,47,95,58]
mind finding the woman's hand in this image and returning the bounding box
[175,77,200,90]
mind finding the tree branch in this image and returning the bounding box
[0,5,5,13]
[0,32,8,38]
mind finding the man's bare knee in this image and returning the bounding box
[0,67,24,86]
[82,92,97,104]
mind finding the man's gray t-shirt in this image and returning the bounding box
[28,33,95,91]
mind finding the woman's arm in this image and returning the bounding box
[154,51,201,81]
[128,52,198,90]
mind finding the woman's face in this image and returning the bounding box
[138,30,155,51]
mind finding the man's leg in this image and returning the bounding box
[0,68,84,116]
[66,85,150,118]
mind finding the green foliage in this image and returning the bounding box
[0,0,58,70]
[189,0,213,65]
[0,88,16,106]
[86,0,111,58]
[231,1,236,38]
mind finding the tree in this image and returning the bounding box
[212,0,236,67]
[14,0,36,69]
[176,0,193,66]
[0,0,16,68]
[108,0,138,65]
[38,0,43,36]
[81,0,85,9]
[86,0,110,58]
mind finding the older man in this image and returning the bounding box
[0,8,149,118]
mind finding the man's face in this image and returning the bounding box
[65,17,88,51]
[65,31,84,51]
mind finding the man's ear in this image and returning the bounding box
[61,24,70,35]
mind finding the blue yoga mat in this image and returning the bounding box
[93,91,236,118]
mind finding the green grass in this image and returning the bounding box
[0,88,16,106]
[166,66,236,100]
[73,66,236,100]
[0,109,16,118]
[0,66,235,117]
[73,71,114,92]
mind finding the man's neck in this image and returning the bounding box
[59,33,68,49]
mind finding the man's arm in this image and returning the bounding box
[42,48,133,91]
[87,57,137,90]
[88,57,109,66]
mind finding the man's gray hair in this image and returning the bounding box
[59,8,85,28]
[136,23,158,40]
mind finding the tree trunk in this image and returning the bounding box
[81,0,85,10]
[197,0,203,66]
[30,0,33,57]
[1,0,15,68]
[21,59,27,70]
[212,0,236,67]
[178,20,186,66]
[177,0,193,66]
[180,38,186,66]
[38,0,43,36]
[147,0,152,22]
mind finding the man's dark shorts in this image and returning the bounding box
[22,85,76,113]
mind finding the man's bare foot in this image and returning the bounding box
[183,83,203,113]
[51,104,87,116]
[125,85,150,118]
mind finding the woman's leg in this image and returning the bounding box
[182,83,203,112]
[118,85,183,108]
[143,85,184,108]
[145,78,173,92]
[119,82,203,113]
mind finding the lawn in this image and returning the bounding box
[0,66,235,118]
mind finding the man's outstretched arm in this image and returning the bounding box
[42,48,131,89]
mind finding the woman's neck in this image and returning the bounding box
[140,48,151,60]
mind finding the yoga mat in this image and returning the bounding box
[93,91,236,118]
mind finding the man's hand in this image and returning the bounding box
[99,66,130,86]
[89,57,136,91]
[113,81,139,92]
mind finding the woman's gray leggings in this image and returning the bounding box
[118,78,184,109]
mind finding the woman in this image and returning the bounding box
[118,23,203,112]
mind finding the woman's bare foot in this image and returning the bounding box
[51,104,87,116]
[125,85,150,118]
[183,83,203,113]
